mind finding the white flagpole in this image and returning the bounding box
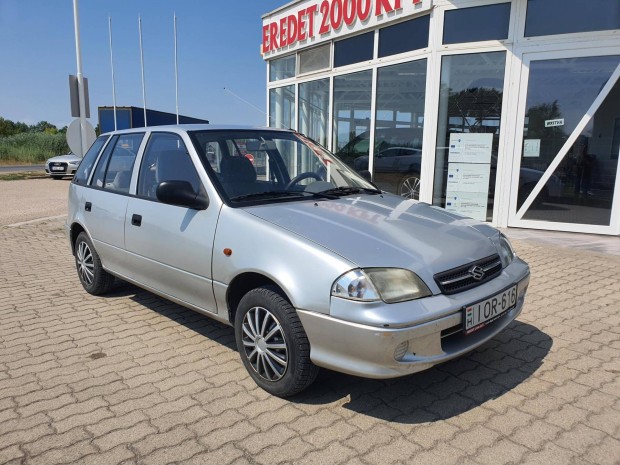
[174,13,179,125]
[108,16,117,131]
[138,16,147,126]
[72,0,88,155]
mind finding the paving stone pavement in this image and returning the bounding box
[0,217,618,465]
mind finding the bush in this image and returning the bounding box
[0,132,70,164]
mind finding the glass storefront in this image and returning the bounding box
[373,60,427,198]
[298,79,329,148]
[332,70,373,170]
[518,56,620,226]
[433,52,506,222]
[269,85,295,130]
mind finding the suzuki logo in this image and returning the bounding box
[469,265,485,281]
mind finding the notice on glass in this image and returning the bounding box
[448,133,493,164]
[523,139,541,158]
[445,163,491,221]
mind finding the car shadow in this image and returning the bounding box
[103,282,551,423]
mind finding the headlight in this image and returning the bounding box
[498,233,515,268]
[332,268,431,303]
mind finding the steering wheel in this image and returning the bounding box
[285,171,322,190]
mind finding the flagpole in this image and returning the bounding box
[108,16,117,131]
[138,15,147,126]
[174,13,179,125]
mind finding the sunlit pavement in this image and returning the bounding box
[0,216,618,464]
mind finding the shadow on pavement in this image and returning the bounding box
[104,282,551,424]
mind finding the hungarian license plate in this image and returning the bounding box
[464,285,517,335]
[51,166,64,171]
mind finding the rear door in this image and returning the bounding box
[81,132,145,273]
[124,132,219,313]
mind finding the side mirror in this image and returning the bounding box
[156,181,209,210]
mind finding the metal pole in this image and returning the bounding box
[72,0,88,155]
[174,13,179,125]
[108,16,117,131]
[138,16,147,126]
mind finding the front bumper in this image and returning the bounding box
[297,261,530,379]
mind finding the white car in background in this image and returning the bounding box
[45,153,81,180]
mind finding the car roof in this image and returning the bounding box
[101,124,295,136]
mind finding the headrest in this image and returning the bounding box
[221,156,257,183]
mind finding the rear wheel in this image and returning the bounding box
[397,174,421,200]
[74,232,115,295]
[234,286,318,397]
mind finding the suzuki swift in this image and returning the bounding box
[66,125,530,397]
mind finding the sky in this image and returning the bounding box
[0,0,285,128]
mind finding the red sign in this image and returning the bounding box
[262,0,432,57]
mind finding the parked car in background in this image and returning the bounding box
[67,125,530,397]
[45,153,81,180]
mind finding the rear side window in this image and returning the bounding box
[91,133,144,193]
[73,136,109,185]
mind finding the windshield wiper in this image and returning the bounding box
[317,186,382,197]
[230,190,336,201]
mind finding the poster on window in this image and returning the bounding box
[448,133,493,164]
[445,162,491,221]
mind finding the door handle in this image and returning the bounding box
[131,214,142,227]
[85,202,92,212]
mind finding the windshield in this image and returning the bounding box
[189,130,378,204]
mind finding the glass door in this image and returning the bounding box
[509,51,620,234]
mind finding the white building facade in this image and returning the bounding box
[263,0,620,235]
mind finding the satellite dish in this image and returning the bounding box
[66,119,96,157]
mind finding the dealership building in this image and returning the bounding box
[262,0,620,236]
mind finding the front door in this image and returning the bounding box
[509,50,620,234]
[124,132,219,313]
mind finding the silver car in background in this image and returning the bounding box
[45,153,81,179]
[66,125,530,397]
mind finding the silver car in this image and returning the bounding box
[66,126,530,397]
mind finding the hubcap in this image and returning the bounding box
[241,306,288,381]
[76,241,95,286]
[399,176,420,200]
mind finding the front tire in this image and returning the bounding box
[235,286,318,397]
[74,232,115,295]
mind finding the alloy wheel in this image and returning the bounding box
[399,176,421,200]
[76,241,94,286]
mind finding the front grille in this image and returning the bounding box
[49,162,67,172]
[434,254,502,295]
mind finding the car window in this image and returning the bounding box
[91,134,144,192]
[73,135,110,185]
[137,133,202,200]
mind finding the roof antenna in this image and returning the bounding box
[223,87,291,130]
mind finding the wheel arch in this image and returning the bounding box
[70,222,87,255]
[226,272,293,325]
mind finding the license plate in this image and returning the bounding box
[51,167,64,171]
[464,285,517,335]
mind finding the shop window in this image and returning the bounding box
[298,44,331,75]
[269,55,296,82]
[379,15,429,58]
[433,52,507,222]
[518,56,620,226]
[443,3,511,44]
[373,60,427,198]
[299,79,329,147]
[332,70,373,169]
[334,32,374,67]
[525,0,620,37]
[269,85,295,130]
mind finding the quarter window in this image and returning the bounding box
[99,133,144,193]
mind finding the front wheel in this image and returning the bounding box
[235,286,318,397]
[74,232,115,295]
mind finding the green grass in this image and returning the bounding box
[0,171,48,181]
[0,132,69,164]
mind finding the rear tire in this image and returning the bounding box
[74,232,115,295]
[235,286,318,397]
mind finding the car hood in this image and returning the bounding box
[47,154,80,163]
[245,194,500,285]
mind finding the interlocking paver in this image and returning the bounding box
[0,196,619,465]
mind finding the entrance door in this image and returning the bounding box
[509,50,620,234]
